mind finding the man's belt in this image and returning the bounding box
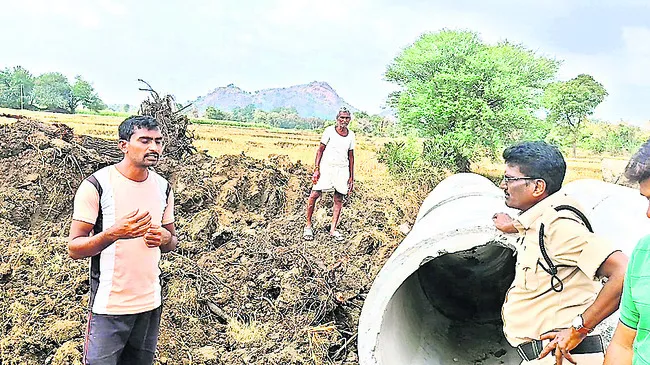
[516,334,604,362]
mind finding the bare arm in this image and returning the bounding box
[582,251,628,329]
[314,143,326,168]
[492,213,518,233]
[312,143,326,183]
[348,149,354,180]
[604,321,636,365]
[68,209,152,259]
[159,223,178,253]
[68,220,118,259]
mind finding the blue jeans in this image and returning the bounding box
[83,306,162,365]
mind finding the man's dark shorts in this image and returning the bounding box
[83,306,161,365]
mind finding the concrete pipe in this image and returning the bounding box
[358,174,650,365]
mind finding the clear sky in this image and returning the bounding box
[2,0,648,123]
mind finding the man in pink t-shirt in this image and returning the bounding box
[69,115,178,365]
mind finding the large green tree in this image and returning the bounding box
[68,75,105,113]
[385,30,559,172]
[543,74,607,157]
[33,72,71,111]
[0,66,35,109]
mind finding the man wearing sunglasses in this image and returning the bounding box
[492,141,627,364]
[604,139,650,364]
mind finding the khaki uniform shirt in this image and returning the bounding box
[502,192,616,346]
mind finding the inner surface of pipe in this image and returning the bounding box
[376,243,520,365]
[419,243,517,324]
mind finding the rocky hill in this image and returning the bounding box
[191,81,358,119]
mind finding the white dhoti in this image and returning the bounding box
[313,164,349,195]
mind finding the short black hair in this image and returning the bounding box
[118,115,160,141]
[503,141,566,194]
[625,139,650,183]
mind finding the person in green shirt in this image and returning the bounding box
[604,140,650,364]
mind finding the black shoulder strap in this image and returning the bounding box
[538,205,593,292]
[165,181,171,200]
[554,205,593,233]
[86,174,103,197]
[85,174,104,233]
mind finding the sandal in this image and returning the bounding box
[303,226,314,241]
[330,231,344,242]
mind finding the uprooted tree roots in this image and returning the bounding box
[138,79,196,160]
[0,118,413,365]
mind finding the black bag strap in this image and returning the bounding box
[538,205,594,292]
[85,174,104,233]
[86,174,103,197]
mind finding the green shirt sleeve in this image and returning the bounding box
[620,245,640,330]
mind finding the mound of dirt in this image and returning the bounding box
[0,117,414,364]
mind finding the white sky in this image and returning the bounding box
[2,0,649,123]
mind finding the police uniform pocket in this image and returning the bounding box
[515,248,541,292]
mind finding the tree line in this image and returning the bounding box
[0,66,105,114]
[381,29,625,180]
[203,104,394,133]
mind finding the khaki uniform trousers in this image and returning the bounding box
[520,352,603,364]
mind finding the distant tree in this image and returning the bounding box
[68,76,105,113]
[252,109,269,124]
[205,106,227,120]
[0,66,35,109]
[231,106,244,121]
[357,114,392,136]
[271,106,298,114]
[349,110,393,135]
[123,104,130,113]
[33,72,71,111]
[543,74,608,157]
[385,30,559,172]
[241,104,257,122]
[231,104,257,122]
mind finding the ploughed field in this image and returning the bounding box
[0,108,613,364]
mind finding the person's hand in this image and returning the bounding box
[492,213,518,233]
[312,169,320,184]
[347,177,354,194]
[537,328,587,365]
[143,225,170,248]
[108,209,151,240]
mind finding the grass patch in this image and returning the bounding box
[191,118,271,129]
[227,318,267,345]
[76,110,131,117]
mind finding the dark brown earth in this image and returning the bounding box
[0,117,417,365]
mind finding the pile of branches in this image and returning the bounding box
[138,79,196,160]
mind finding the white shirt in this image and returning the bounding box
[320,125,355,168]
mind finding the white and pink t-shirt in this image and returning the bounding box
[72,165,174,315]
